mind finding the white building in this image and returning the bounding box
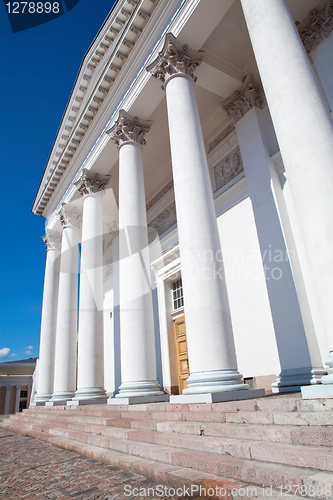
[32,0,333,405]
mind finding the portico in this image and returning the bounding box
[32,0,333,405]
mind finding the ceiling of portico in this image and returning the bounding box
[44,0,323,230]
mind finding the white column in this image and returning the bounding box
[240,0,333,386]
[147,34,251,397]
[15,386,21,413]
[72,170,110,403]
[50,205,81,404]
[27,384,32,409]
[34,230,62,403]
[222,77,326,390]
[4,386,11,415]
[107,110,164,399]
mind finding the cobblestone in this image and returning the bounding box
[0,427,186,500]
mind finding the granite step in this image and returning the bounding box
[3,422,333,499]
[12,415,333,473]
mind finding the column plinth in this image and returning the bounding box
[71,170,110,404]
[35,230,61,403]
[240,0,333,391]
[147,34,253,398]
[107,110,164,401]
[49,205,81,404]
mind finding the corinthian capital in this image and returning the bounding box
[146,33,205,89]
[299,1,333,52]
[221,75,262,123]
[42,229,62,251]
[74,169,111,197]
[107,110,153,147]
[58,204,82,229]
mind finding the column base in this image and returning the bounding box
[45,400,68,407]
[170,389,265,404]
[272,367,327,393]
[301,384,333,399]
[67,398,107,406]
[182,370,249,395]
[49,391,76,403]
[115,380,164,398]
[71,387,107,403]
[34,393,53,404]
[30,401,47,407]
[108,395,169,405]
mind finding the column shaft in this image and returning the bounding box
[235,106,325,389]
[240,0,333,381]
[4,386,11,415]
[51,222,80,402]
[165,73,246,394]
[117,140,162,397]
[35,231,61,402]
[15,386,21,413]
[75,193,105,400]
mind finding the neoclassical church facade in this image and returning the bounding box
[32,0,333,405]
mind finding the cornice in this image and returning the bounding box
[33,0,161,217]
[45,0,186,228]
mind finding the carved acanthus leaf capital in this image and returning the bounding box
[299,0,333,52]
[221,75,262,123]
[74,169,111,197]
[146,33,205,90]
[107,110,153,147]
[42,229,62,251]
[58,204,82,229]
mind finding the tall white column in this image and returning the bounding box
[240,0,333,387]
[15,386,21,413]
[222,76,326,391]
[147,34,253,398]
[49,205,81,404]
[107,110,164,400]
[71,170,110,403]
[34,230,61,403]
[4,386,11,415]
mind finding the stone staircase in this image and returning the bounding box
[1,394,333,499]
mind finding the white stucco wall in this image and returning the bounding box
[217,197,281,378]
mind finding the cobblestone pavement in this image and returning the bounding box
[0,427,186,500]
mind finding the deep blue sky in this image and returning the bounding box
[0,0,116,362]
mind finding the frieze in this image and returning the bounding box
[213,146,244,191]
[147,33,205,90]
[148,202,177,243]
[299,1,333,53]
[146,180,174,211]
[209,124,235,152]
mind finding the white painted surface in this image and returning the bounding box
[51,225,79,401]
[165,72,247,394]
[75,193,106,400]
[35,244,61,402]
[117,140,162,398]
[241,0,333,383]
